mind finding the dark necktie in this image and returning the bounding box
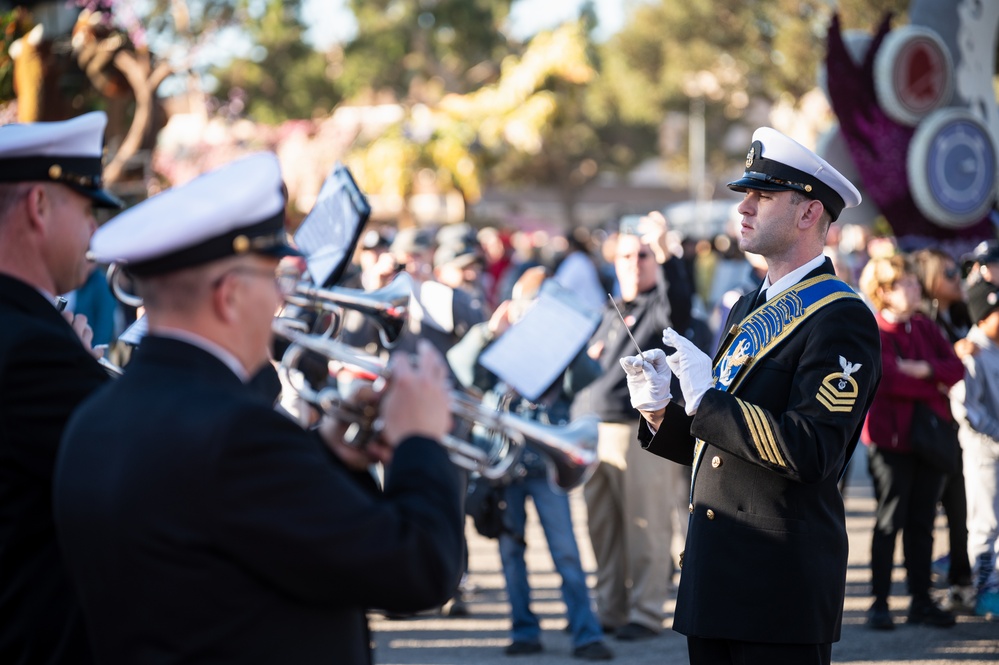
[752,287,768,311]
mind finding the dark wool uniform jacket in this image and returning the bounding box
[639,259,882,644]
[54,336,464,665]
[0,274,107,664]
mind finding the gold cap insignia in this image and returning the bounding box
[49,164,63,180]
[745,146,755,168]
[232,235,250,253]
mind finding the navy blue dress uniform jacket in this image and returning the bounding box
[0,273,108,664]
[54,336,464,665]
[639,260,881,645]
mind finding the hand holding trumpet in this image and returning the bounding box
[380,340,453,446]
[318,340,452,470]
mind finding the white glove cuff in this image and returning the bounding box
[633,396,671,412]
[684,389,707,416]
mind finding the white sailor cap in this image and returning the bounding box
[89,152,301,276]
[728,127,861,222]
[0,111,122,208]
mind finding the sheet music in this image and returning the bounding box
[293,165,362,286]
[117,315,148,346]
[479,280,601,402]
[411,281,455,333]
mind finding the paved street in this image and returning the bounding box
[370,457,999,664]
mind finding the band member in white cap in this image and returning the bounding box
[620,127,882,665]
[0,111,121,665]
[53,153,464,665]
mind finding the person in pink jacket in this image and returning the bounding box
[859,253,965,630]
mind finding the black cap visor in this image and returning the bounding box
[0,155,123,208]
[66,182,124,209]
[727,171,802,194]
[256,242,304,261]
[727,169,845,221]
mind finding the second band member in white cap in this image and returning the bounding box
[0,111,119,665]
[54,153,465,665]
[619,127,882,665]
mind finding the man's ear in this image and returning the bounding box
[212,272,240,324]
[24,184,48,232]
[797,199,825,231]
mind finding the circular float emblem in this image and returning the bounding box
[908,108,997,228]
[875,26,953,126]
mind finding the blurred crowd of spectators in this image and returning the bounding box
[74,213,999,645]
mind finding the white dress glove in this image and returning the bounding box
[662,328,713,416]
[619,349,672,411]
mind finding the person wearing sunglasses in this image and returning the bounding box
[570,212,694,642]
[912,248,977,612]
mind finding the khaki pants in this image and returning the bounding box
[583,421,683,631]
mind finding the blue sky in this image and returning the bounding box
[301,0,627,48]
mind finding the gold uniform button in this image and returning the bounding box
[688,503,694,514]
[711,456,722,468]
[706,509,715,520]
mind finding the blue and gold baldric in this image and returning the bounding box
[690,274,860,480]
[713,274,860,393]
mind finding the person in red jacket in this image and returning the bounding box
[859,253,965,630]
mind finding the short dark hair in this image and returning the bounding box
[787,190,832,232]
[0,182,31,222]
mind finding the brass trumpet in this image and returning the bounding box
[283,272,412,348]
[272,319,599,490]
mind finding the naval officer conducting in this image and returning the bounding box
[621,127,882,665]
[53,153,464,665]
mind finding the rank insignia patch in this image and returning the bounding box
[817,356,861,412]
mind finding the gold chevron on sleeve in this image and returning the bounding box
[737,400,770,462]
[817,373,858,413]
[738,399,786,467]
[748,403,786,467]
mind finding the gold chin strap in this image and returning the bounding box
[232,231,286,255]
[48,163,102,190]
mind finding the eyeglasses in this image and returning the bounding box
[213,265,301,297]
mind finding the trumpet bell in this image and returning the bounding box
[498,415,599,491]
[451,392,599,491]
[536,416,599,490]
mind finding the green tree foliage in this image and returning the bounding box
[473,22,604,222]
[338,0,515,101]
[212,1,338,123]
[139,0,238,44]
[0,9,29,103]
[600,0,909,119]
[589,0,910,175]
[347,21,600,223]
